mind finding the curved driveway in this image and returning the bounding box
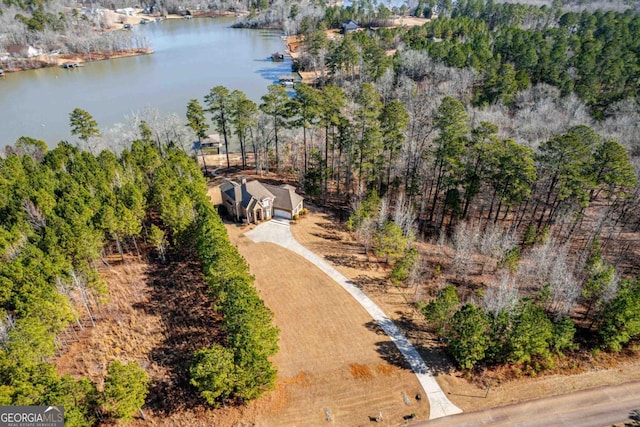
[245,219,462,420]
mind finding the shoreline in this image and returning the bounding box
[1,48,154,73]
[0,11,243,75]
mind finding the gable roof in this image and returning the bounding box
[242,180,274,208]
[220,179,274,209]
[342,20,359,31]
[220,181,241,205]
[263,183,304,211]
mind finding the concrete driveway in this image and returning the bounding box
[245,219,462,420]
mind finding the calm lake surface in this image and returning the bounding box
[0,17,292,147]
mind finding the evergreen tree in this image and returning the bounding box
[379,100,409,191]
[186,98,210,172]
[69,108,100,147]
[102,361,149,421]
[448,303,490,369]
[186,99,209,143]
[596,279,640,352]
[374,221,408,264]
[421,285,459,337]
[260,85,290,170]
[190,345,236,406]
[354,83,383,188]
[430,97,468,225]
[205,86,233,169]
[289,83,322,175]
[230,90,258,169]
[506,299,553,364]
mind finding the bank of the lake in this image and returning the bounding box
[2,49,154,73]
[0,17,294,148]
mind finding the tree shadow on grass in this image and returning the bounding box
[312,232,342,241]
[135,255,226,415]
[352,274,388,290]
[325,255,379,271]
[315,221,345,233]
[625,409,640,426]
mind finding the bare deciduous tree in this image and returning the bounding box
[393,193,417,238]
[518,240,580,318]
[22,199,46,230]
[481,272,520,314]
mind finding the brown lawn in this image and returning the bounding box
[51,176,640,426]
[226,224,429,426]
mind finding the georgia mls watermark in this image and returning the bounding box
[0,406,64,427]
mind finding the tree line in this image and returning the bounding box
[0,138,150,425]
[185,80,637,247]
[291,0,639,119]
[402,4,640,118]
[0,118,278,423]
[421,241,640,372]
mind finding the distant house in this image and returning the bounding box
[115,7,136,15]
[199,134,221,152]
[341,20,359,34]
[7,45,41,58]
[219,177,304,223]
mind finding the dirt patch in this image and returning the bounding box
[350,364,374,381]
[52,252,255,425]
[53,259,163,387]
[391,16,431,27]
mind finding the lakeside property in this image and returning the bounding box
[0,17,293,147]
[0,10,244,74]
[285,16,430,85]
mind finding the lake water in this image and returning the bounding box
[0,17,292,148]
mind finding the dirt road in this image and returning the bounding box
[415,381,640,427]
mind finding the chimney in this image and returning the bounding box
[241,175,247,186]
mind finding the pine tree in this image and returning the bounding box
[102,361,149,421]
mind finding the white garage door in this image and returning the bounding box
[274,209,292,219]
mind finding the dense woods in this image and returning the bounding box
[0,129,278,423]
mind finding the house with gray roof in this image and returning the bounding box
[341,20,359,34]
[219,177,304,223]
[263,183,304,220]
